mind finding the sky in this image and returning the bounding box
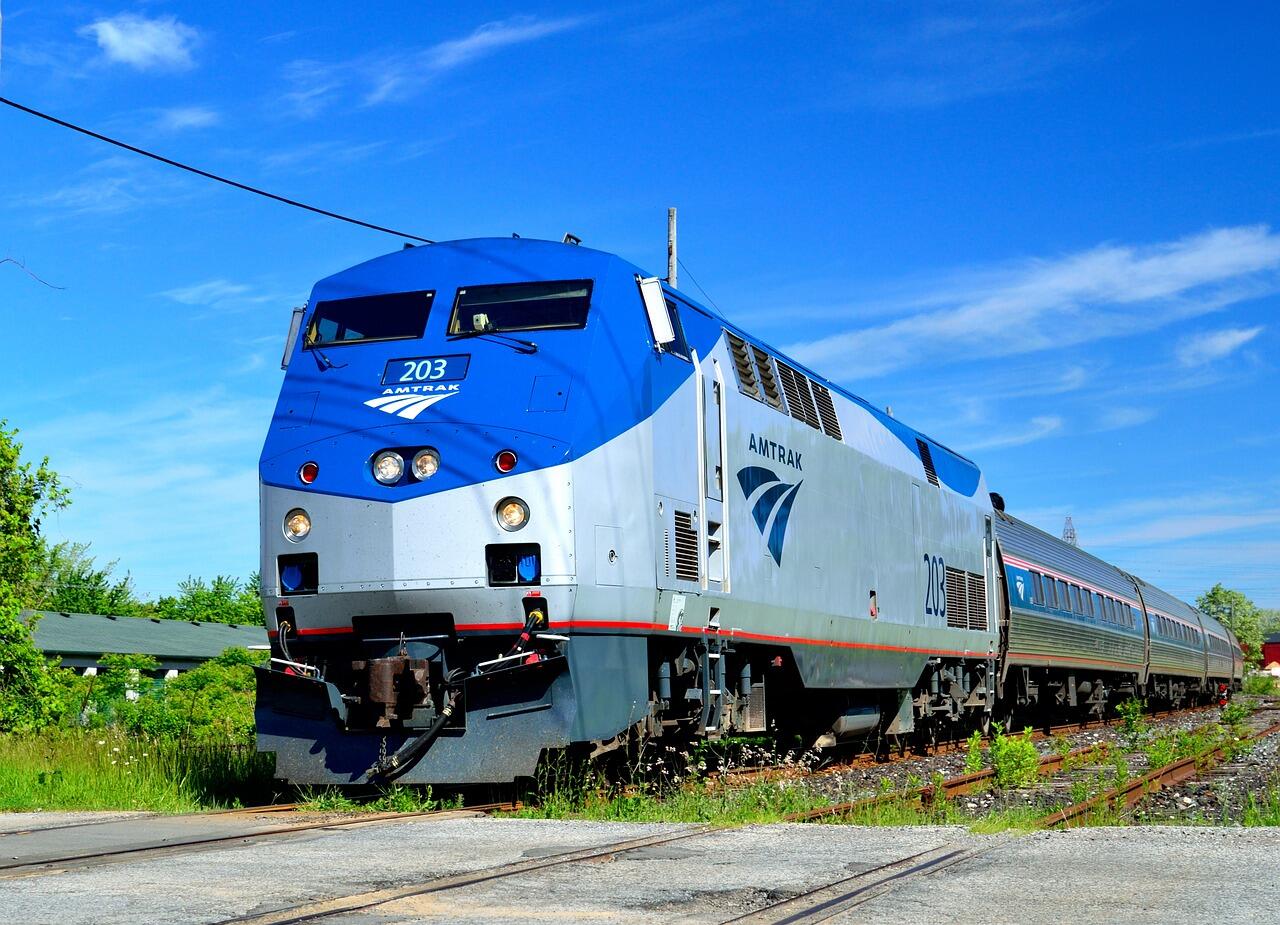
[0,2,1277,607]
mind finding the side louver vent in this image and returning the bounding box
[673,510,700,583]
[809,382,842,440]
[663,529,671,579]
[776,361,821,430]
[726,332,760,400]
[752,346,784,410]
[917,438,940,487]
[944,566,988,631]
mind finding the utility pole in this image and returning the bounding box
[667,207,677,289]
[1062,516,1078,547]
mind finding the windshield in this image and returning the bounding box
[448,280,592,335]
[305,290,434,347]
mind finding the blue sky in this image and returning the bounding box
[1,2,1276,607]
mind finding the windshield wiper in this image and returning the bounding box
[304,338,348,370]
[449,330,538,354]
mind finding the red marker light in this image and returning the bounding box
[495,450,518,473]
[299,461,319,484]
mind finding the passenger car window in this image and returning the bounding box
[449,280,592,334]
[1057,580,1069,611]
[1031,572,1044,604]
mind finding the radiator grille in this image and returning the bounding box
[945,566,967,629]
[776,361,821,430]
[726,332,760,400]
[809,382,843,440]
[752,346,784,409]
[944,566,988,631]
[917,438,940,487]
[673,510,700,583]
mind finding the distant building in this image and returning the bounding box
[21,610,267,677]
[1263,632,1280,672]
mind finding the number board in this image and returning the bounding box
[380,354,470,386]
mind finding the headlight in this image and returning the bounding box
[284,508,311,541]
[372,451,404,485]
[411,448,440,480]
[496,497,529,531]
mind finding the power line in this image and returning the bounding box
[0,95,434,244]
[677,257,726,317]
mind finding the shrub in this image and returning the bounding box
[0,583,63,732]
[1116,697,1149,750]
[964,730,984,773]
[989,724,1040,788]
[1244,675,1277,696]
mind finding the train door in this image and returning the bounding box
[701,356,728,591]
[912,483,923,623]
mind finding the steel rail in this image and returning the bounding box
[722,842,996,924]
[0,802,300,840]
[714,702,1217,787]
[1034,719,1280,829]
[781,742,1107,823]
[0,803,515,880]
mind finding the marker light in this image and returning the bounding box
[284,508,311,541]
[496,497,529,531]
[298,461,319,485]
[412,448,440,480]
[372,451,404,485]
[495,450,518,473]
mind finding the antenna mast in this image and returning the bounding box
[1062,515,1078,547]
[667,207,677,288]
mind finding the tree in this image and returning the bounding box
[0,583,63,732]
[1198,583,1262,665]
[0,421,70,606]
[34,542,146,616]
[1260,609,1280,638]
[152,574,263,626]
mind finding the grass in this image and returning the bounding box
[510,778,835,824]
[1241,777,1280,826]
[296,785,460,814]
[0,729,276,812]
[1243,675,1277,696]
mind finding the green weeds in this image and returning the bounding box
[1116,697,1149,750]
[0,729,275,812]
[1244,675,1277,696]
[989,725,1040,788]
[963,731,983,774]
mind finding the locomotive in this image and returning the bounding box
[255,236,1243,785]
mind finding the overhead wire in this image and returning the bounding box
[0,95,434,244]
[676,256,734,324]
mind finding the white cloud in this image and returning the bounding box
[278,15,587,114]
[161,279,251,305]
[155,106,219,132]
[786,226,1280,379]
[1094,406,1156,431]
[966,415,1062,450]
[79,13,199,71]
[1175,326,1264,366]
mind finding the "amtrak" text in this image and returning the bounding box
[748,433,802,470]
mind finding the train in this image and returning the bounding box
[254,235,1244,785]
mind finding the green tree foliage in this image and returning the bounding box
[152,575,263,626]
[0,422,70,605]
[1199,583,1263,664]
[1260,609,1280,638]
[0,584,63,732]
[64,648,263,743]
[34,542,146,616]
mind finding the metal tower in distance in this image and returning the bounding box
[1062,515,1078,547]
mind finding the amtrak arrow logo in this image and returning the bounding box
[736,466,803,566]
[363,390,457,420]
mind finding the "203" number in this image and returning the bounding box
[924,554,946,619]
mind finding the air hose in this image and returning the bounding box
[365,668,465,783]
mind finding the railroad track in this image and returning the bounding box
[714,702,1218,787]
[723,842,997,924]
[0,803,515,881]
[1033,718,1280,829]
